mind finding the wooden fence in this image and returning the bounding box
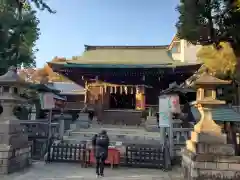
[48,142,171,169]
[49,142,90,167]
[125,144,165,169]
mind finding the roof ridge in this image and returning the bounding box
[84,45,169,51]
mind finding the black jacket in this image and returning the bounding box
[92,133,109,159]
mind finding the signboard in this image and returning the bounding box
[159,95,171,127]
[39,93,55,110]
[158,94,180,127]
[159,111,172,127]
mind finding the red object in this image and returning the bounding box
[90,148,120,168]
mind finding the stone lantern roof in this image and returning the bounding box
[0,67,29,102]
[190,73,231,106]
[0,66,28,86]
[194,73,231,85]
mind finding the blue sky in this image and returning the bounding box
[35,0,179,67]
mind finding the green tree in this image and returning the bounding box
[0,1,40,74]
[0,0,54,75]
[176,0,240,76]
[14,0,55,13]
[176,0,240,50]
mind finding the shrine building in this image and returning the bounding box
[48,37,201,124]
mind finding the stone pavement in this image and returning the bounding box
[0,161,184,180]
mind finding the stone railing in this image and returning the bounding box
[172,127,193,158]
[145,104,185,116]
[173,128,192,145]
[231,105,240,113]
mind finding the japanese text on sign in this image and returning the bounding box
[158,95,180,127]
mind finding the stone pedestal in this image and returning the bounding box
[182,129,240,179]
[0,120,31,174]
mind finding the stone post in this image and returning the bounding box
[0,67,31,174]
[29,104,36,120]
[59,113,65,138]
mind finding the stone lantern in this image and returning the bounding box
[192,73,230,135]
[0,67,31,174]
[182,73,240,180]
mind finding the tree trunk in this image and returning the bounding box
[15,0,23,67]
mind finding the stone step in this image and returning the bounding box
[63,137,161,146]
[72,127,160,136]
[144,125,160,132]
[69,132,162,141]
[70,131,161,139]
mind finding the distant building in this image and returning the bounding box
[48,34,202,125]
[168,36,201,63]
[51,82,86,110]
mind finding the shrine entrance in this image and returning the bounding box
[109,92,136,109]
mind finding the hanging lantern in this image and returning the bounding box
[124,86,128,94]
[158,77,161,81]
[120,86,123,94]
[114,86,117,93]
[130,87,134,94]
[136,86,140,94]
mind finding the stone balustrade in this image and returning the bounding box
[173,128,192,145]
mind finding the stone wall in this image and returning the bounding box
[182,146,240,180]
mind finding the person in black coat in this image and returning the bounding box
[92,130,109,177]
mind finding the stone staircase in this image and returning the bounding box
[64,115,193,161]
[64,125,162,145]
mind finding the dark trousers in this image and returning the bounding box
[96,156,106,175]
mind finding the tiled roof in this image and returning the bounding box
[48,45,201,69]
[51,46,198,65]
[52,82,85,95]
[191,106,240,122]
[68,45,173,65]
